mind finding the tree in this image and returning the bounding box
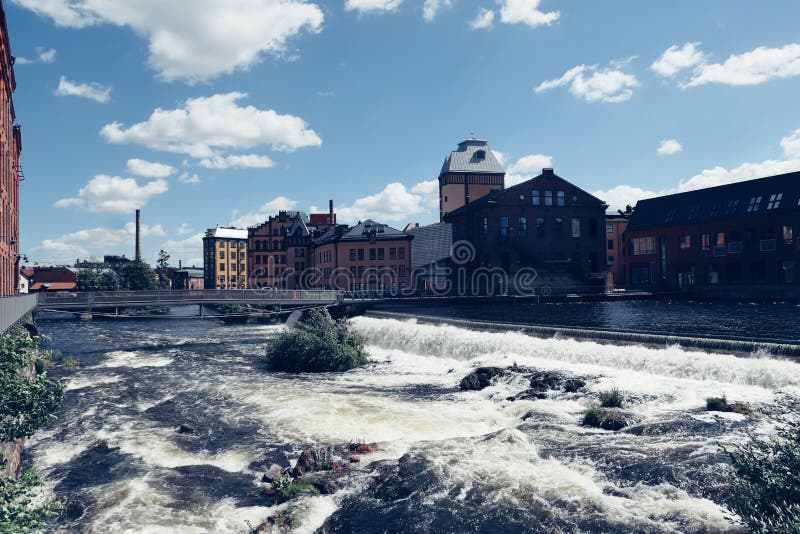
[75,269,100,292]
[156,249,171,290]
[118,261,156,291]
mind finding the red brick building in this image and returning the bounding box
[312,220,412,291]
[444,169,608,292]
[0,3,20,296]
[624,171,800,298]
[605,213,630,288]
[439,138,504,221]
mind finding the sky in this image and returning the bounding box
[7,0,800,267]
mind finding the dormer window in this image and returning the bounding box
[475,150,486,160]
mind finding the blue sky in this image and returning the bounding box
[8,0,800,266]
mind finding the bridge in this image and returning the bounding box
[36,289,343,315]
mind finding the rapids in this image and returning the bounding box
[26,312,800,533]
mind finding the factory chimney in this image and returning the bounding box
[329,199,335,224]
[135,209,142,262]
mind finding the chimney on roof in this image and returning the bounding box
[542,168,554,176]
[329,199,335,224]
[135,209,142,262]
[178,259,182,269]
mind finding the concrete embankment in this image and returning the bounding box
[364,310,800,358]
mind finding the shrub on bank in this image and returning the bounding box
[706,396,753,416]
[265,308,368,373]
[722,400,800,532]
[599,388,624,408]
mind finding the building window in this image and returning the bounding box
[545,190,553,206]
[378,248,385,260]
[399,265,406,277]
[784,225,794,243]
[557,190,565,207]
[716,232,726,246]
[571,218,581,238]
[707,264,718,284]
[747,196,762,212]
[760,238,777,252]
[536,217,545,237]
[499,216,509,237]
[358,249,365,261]
[349,249,356,261]
[607,255,615,266]
[782,261,795,283]
[679,235,691,250]
[389,248,396,260]
[607,224,613,234]
[767,193,783,210]
[701,234,711,251]
[475,150,486,160]
[532,190,541,206]
[518,217,527,237]
[255,241,261,251]
[552,217,563,238]
[398,247,405,260]
[369,248,376,260]
[608,239,614,250]
[219,251,224,259]
[482,217,488,237]
[630,236,656,256]
[219,263,225,271]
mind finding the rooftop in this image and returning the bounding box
[205,226,248,240]
[440,138,504,175]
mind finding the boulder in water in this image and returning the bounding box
[583,406,637,431]
[513,389,548,401]
[563,378,586,393]
[459,367,505,391]
[177,424,195,434]
[292,448,318,476]
[528,370,564,391]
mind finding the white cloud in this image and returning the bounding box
[780,128,800,158]
[16,46,57,64]
[470,8,495,29]
[161,232,204,267]
[316,90,335,97]
[411,179,439,208]
[650,42,706,77]
[345,0,403,14]
[198,154,275,169]
[126,158,175,178]
[497,0,558,28]
[685,43,800,87]
[100,93,321,164]
[337,182,427,224]
[176,223,194,235]
[54,75,111,102]
[535,62,640,103]
[229,196,298,228]
[423,0,452,21]
[12,0,324,82]
[657,139,683,156]
[32,222,166,264]
[177,172,201,184]
[54,175,169,213]
[505,153,553,186]
[592,184,659,214]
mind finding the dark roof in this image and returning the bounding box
[626,170,800,232]
[314,220,411,245]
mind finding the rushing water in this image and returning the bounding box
[27,310,800,533]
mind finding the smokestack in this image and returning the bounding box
[329,199,334,224]
[135,209,142,261]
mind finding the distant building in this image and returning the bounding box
[439,138,505,221]
[203,227,248,289]
[605,212,630,289]
[444,168,607,292]
[172,267,204,290]
[18,269,29,293]
[313,220,413,291]
[28,266,77,292]
[405,222,452,290]
[0,2,20,296]
[624,171,800,298]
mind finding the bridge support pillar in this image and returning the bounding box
[199,304,204,318]
[79,313,93,322]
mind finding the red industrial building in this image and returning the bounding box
[605,211,630,289]
[0,2,20,296]
[624,171,800,298]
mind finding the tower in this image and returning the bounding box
[135,209,142,261]
[438,138,505,221]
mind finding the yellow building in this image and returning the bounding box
[203,227,248,289]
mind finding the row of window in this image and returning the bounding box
[219,251,246,260]
[254,239,284,251]
[218,263,246,272]
[633,227,797,257]
[531,190,567,207]
[348,247,406,262]
[666,193,796,224]
[482,216,600,239]
[253,255,287,265]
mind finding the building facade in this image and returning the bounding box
[444,168,608,292]
[173,267,204,290]
[312,220,413,291]
[0,3,19,296]
[439,139,504,221]
[605,213,629,288]
[405,222,453,290]
[203,227,248,289]
[624,171,800,298]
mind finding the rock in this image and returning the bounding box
[584,408,637,431]
[292,448,322,477]
[311,477,340,495]
[348,443,378,454]
[459,367,505,391]
[514,389,548,401]
[177,424,195,434]
[261,483,274,495]
[262,463,284,482]
[563,378,586,393]
[528,370,563,391]
[348,455,361,463]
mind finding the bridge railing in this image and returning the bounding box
[0,293,37,333]
[37,289,342,308]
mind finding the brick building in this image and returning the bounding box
[313,220,413,291]
[624,171,800,298]
[0,2,20,296]
[172,267,204,290]
[439,138,504,220]
[203,227,248,289]
[444,168,608,292]
[605,212,630,288]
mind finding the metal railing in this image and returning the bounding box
[0,293,37,333]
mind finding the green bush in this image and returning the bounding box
[582,404,602,427]
[0,469,62,532]
[265,308,368,373]
[273,475,319,504]
[599,388,624,408]
[706,396,728,411]
[722,400,800,532]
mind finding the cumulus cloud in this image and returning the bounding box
[497,0,558,28]
[686,42,800,87]
[126,158,175,178]
[177,173,202,184]
[423,0,452,21]
[336,182,428,224]
[535,61,640,103]
[12,0,324,82]
[54,175,169,213]
[32,222,166,264]
[657,139,683,156]
[505,153,553,186]
[161,232,204,267]
[15,46,56,64]
[345,0,403,14]
[54,75,111,102]
[411,179,439,208]
[176,223,195,235]
[198,154,275,169]
[470,8,495,29]
[650,42,706,77]
[592,184,660,214]
[100,93,321,165]
[229,196,298,228]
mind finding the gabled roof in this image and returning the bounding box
[440,138,504,175]
[626,170,800,232]
[314,220,411,245]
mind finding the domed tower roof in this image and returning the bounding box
[440,138,504,175]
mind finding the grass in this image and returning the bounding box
[706,396,729,412]
[598,388,624,408]
[273,476,320,504]
[582,404,602,427]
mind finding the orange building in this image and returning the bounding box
[439,138,504,221]
[0,2,20,296]
[605,213,629,288]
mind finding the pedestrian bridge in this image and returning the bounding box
[36,289,343,312]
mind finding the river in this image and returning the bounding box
[26,303,800,533]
